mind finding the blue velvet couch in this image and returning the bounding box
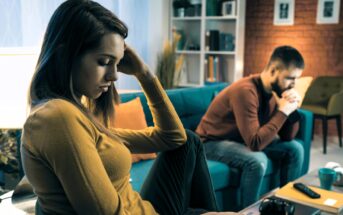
[121,83,313,211]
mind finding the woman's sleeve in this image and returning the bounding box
[26,101,129,215]
[114,77,187,153]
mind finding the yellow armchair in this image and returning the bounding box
[301,76,343,154]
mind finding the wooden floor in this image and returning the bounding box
[309,134,343,171]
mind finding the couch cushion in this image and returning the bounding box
[111,97,147,130]
[206,160,230,190]
[130,156,276,192]
[294,76,313,106]
[119,83,228,130]
[130,159,155,191]
[112,97,157,163]
[301,104,328,115]
[130,159,232,192]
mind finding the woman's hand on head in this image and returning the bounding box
[117,45,152,80]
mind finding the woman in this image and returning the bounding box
[21,1,240,214]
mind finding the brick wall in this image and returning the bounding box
[244,0,343,136]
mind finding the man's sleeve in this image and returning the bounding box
[231,87,289,151]
[278,110,301,141]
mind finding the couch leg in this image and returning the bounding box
[322,117,328,154]
[336,115,342,148]
[312,117,315,140]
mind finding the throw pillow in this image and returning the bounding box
[110,97,157,163]
[294,76,313,106]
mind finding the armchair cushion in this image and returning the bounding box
[302,76,343,116]
[294,76,313,106]
[301,104,328,115]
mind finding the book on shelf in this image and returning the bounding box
[204,59,209,82]
[275,182,343,214]
[219,33,235,51]
[209,30,220,51]
[205,31,210,51]
[206,55,228,83]
[206,0,220,16]
[208,56,214,82]
[205,30,235,52]
[214,56,219,81]
[219,55,229,81]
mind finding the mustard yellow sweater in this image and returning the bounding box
[22,77,187,215]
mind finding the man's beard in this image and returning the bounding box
[271,80,284,97]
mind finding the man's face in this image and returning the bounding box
[271,67,303,97]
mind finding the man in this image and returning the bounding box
[196,46,305,208]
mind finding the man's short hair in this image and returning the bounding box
[268,46,304,70]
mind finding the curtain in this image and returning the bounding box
[0,0,159,90]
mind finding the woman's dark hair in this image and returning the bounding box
[29,0,128,132]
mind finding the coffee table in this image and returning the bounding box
[239,189,321,215]
[239,169,343,215]
[296,168,343,193]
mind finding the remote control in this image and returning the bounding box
[293,182,321,199]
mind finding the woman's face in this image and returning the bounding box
[72,33,125,100]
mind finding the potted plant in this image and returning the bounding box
[156,30,184,89]
[0,129,19,188]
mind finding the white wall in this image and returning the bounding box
[146,0,170,73]
[0,48,39,128]
[115,0,170,90]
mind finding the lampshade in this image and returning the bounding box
[0,48,39,129]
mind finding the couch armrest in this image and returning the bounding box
[328,91,343,115]
[296,109,313,175]
[0,170,5,186]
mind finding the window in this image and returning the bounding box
[0,0,156,128]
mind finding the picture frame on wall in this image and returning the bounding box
[317,0,341,24]
[222,1,236,16]
[273,0,295,25]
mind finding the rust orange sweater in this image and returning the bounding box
[196,75,299,151]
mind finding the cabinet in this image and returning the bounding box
[169,0,246,87]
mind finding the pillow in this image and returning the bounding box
[110,97,157,163]
[294,76,313,106]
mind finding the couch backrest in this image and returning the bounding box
[303,76,343,105]
[119,83,228,131]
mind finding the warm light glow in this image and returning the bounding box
[235,60,244,81]
[0,47,39,129]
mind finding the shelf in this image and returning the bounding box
[172,17,201,21]
[176,50,201,54]
[205,16,237,20]
[169,0,246,86]
[205,51,235,55]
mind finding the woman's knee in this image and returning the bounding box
[181,129,204,154]
[185,129,202,146]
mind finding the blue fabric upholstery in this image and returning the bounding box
[0,170,5,187]
[121,83,313,211]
